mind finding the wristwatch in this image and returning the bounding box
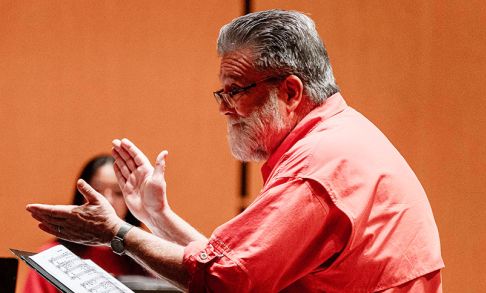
[110,222,134,255]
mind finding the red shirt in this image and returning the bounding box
[183,93,444,292]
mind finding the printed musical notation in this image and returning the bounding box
[30,244,132,293]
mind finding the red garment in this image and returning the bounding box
[183,93,443,292]
[23,240,147,293]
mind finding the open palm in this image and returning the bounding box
[112,138,169,224]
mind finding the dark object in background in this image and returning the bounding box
[0,257,18,293]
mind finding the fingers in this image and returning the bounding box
[113,141,137,172]
[27,194,119,245]
[112,148,131,180]
[153,150,169,181]
[38,222,106,245]
[77,179,104,204]
[113,162,127,188]
[112,138,152,182]
[27,203,74,219]
[27,204,72,237]
[38,222,61,237]
[29,209,67,226]
[118,138,151,167]
[112,139,144,168]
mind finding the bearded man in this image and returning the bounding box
[28,9,444,292]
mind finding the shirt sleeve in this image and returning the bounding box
[182,177,351,292]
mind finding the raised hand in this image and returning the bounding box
[27,179,123,245]
[112,138,207,245]
[111,138,170,226]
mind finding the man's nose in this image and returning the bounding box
[219,100,236,115]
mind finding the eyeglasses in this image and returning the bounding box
[213,75,284,108]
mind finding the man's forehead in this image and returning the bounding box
[219,50,256,82]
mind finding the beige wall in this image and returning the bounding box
[1,1,484,292]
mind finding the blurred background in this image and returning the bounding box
[0,1,484,292]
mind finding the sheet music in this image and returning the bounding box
[30,244,133,293]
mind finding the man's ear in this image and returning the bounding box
[281,75,304,113]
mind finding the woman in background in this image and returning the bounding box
[23,155,147,293]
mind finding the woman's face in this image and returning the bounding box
[89,164,128,218]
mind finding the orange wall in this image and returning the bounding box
[0,1,241,291]
[1,1,485,292]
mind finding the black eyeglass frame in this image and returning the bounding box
[213,75,286,107]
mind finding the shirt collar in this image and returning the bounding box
[261,92,348,183]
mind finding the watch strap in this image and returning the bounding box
[110,222,133,255]
[115,222,134,240]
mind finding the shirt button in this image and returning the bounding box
[200,252,208,260]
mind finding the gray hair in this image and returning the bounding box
[217,9,339,104]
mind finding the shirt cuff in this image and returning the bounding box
[183,240,209,275]
[183,239,230,292]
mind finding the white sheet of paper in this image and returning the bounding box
[30,244,133,293]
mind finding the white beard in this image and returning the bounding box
[227,91,291,162]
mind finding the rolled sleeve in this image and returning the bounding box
[183,240,208,276]
[183,239,251,292]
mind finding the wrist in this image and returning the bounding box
[147,205,173,224]
[146,208,175,233]
[110,221,134,255]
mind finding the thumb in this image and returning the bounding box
[153,150,169,181]
[77,179,104,204]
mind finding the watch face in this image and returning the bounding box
[111,238,125,255]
